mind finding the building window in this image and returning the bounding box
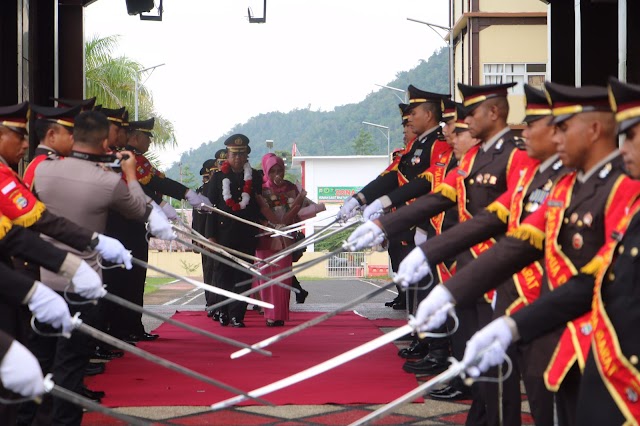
[483,63,546,94]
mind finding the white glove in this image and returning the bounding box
[462,317,514,377]
[414,227,428,246]
[185,189,212,208]
[362,199,384,221]
[72,261,106,299]
[346,221,384,251]
[0,340,44,397]
[27,282,73,335]
[95,234,132,269]
[147,203,177,240]
[337,197,360,221]
[160,202,178,220]
[409,284,454,332]
[395,247,431,288]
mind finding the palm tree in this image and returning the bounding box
[85,34,176,149]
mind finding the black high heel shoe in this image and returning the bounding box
[295,289,309,304]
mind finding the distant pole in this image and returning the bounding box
[134,63,166,120]
[362,121,391,164]
[407,18,454,96]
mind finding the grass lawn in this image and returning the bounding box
[144,277,178,295]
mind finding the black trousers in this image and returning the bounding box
[212,258,252,321]
[556,364,581,426]
[17,299,99,426]
[103,213,147,338]
[202,254,216,306]
[575,352,625,426]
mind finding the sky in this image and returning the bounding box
[85,0,449,168]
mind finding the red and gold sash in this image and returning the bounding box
[381,137,417,186]
[427,146,454,234]
[425,145,455,282]
[453,145,496,302]
[589,199,640,424]
[506,165,544,315]
[22,154,48,190]
[545,175,640,390]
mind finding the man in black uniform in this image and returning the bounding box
[458,77,640,426]
[349,82,528,415]
[194,157,217,312]
[104,117,209,342]
[339,85,450,312]
[397,85,565,425]
[205,134,263,328]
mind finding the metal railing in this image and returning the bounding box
[326,252,366,278]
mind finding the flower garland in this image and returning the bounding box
[221,161,252,211]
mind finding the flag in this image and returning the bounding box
[292,142,301,157]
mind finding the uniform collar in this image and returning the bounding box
[576,150,620,183]
[538,153,560,173]
[482,126,510,152]
[418,125,440,142]
[0,155,8,167]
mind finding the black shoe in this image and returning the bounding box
[392,301,407,310]
[92,348,123,360]
[84,363,106,376]
[219,313,230,326]
[81,386,105,402]
[266,320,285,327]
[138,332,159,341]
[398,340,428,359]
[402,352,450,375]
[212,311,221,322]
[206,308,215,318]
[295,289,309,304]
[230,317,245,328]
[428,384,471,401]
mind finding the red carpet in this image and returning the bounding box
[86,311,420,407]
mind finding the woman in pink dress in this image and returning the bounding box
[255,153,324,326]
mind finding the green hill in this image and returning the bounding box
[164,48,448,183]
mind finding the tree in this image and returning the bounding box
[352,129,376,155]
[85,34,176,149]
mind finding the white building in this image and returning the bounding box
[291,155,389,252]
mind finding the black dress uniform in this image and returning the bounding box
[435,83,638,426]
[412,86,566,425]
[194,157,218,307]
[204,134,263,326]
[378,82,527,424]
[104,118,191,341]
[357,87,450,284]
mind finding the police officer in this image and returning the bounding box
[205,134,263,328]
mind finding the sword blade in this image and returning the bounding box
[259,221,358,265]
[209,248,342,312]
[103,292,271,356]
[131,257,274,309]
[348,363,466,426]
[231,281,397,359]
[211,324,413,410]
[348,341,505,425]
[174,236,255,271]
[72,320,273,406]
[174,225,268,264]
[199,204,292,238]
[43,375,153,426]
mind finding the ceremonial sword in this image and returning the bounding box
[198,204,292,238]
[230,281,398,359]
[42,374,154,426]
[102,292,271,356]
[211,302,457,409]
[130,257,274,309]
[348,341,512,426]
[69,314,273,406]
[211,324,414,410]
[207,247,343,312]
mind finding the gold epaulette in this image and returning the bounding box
[434,183,456,202]
[486,202,510,224]
[507,223,545,250]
